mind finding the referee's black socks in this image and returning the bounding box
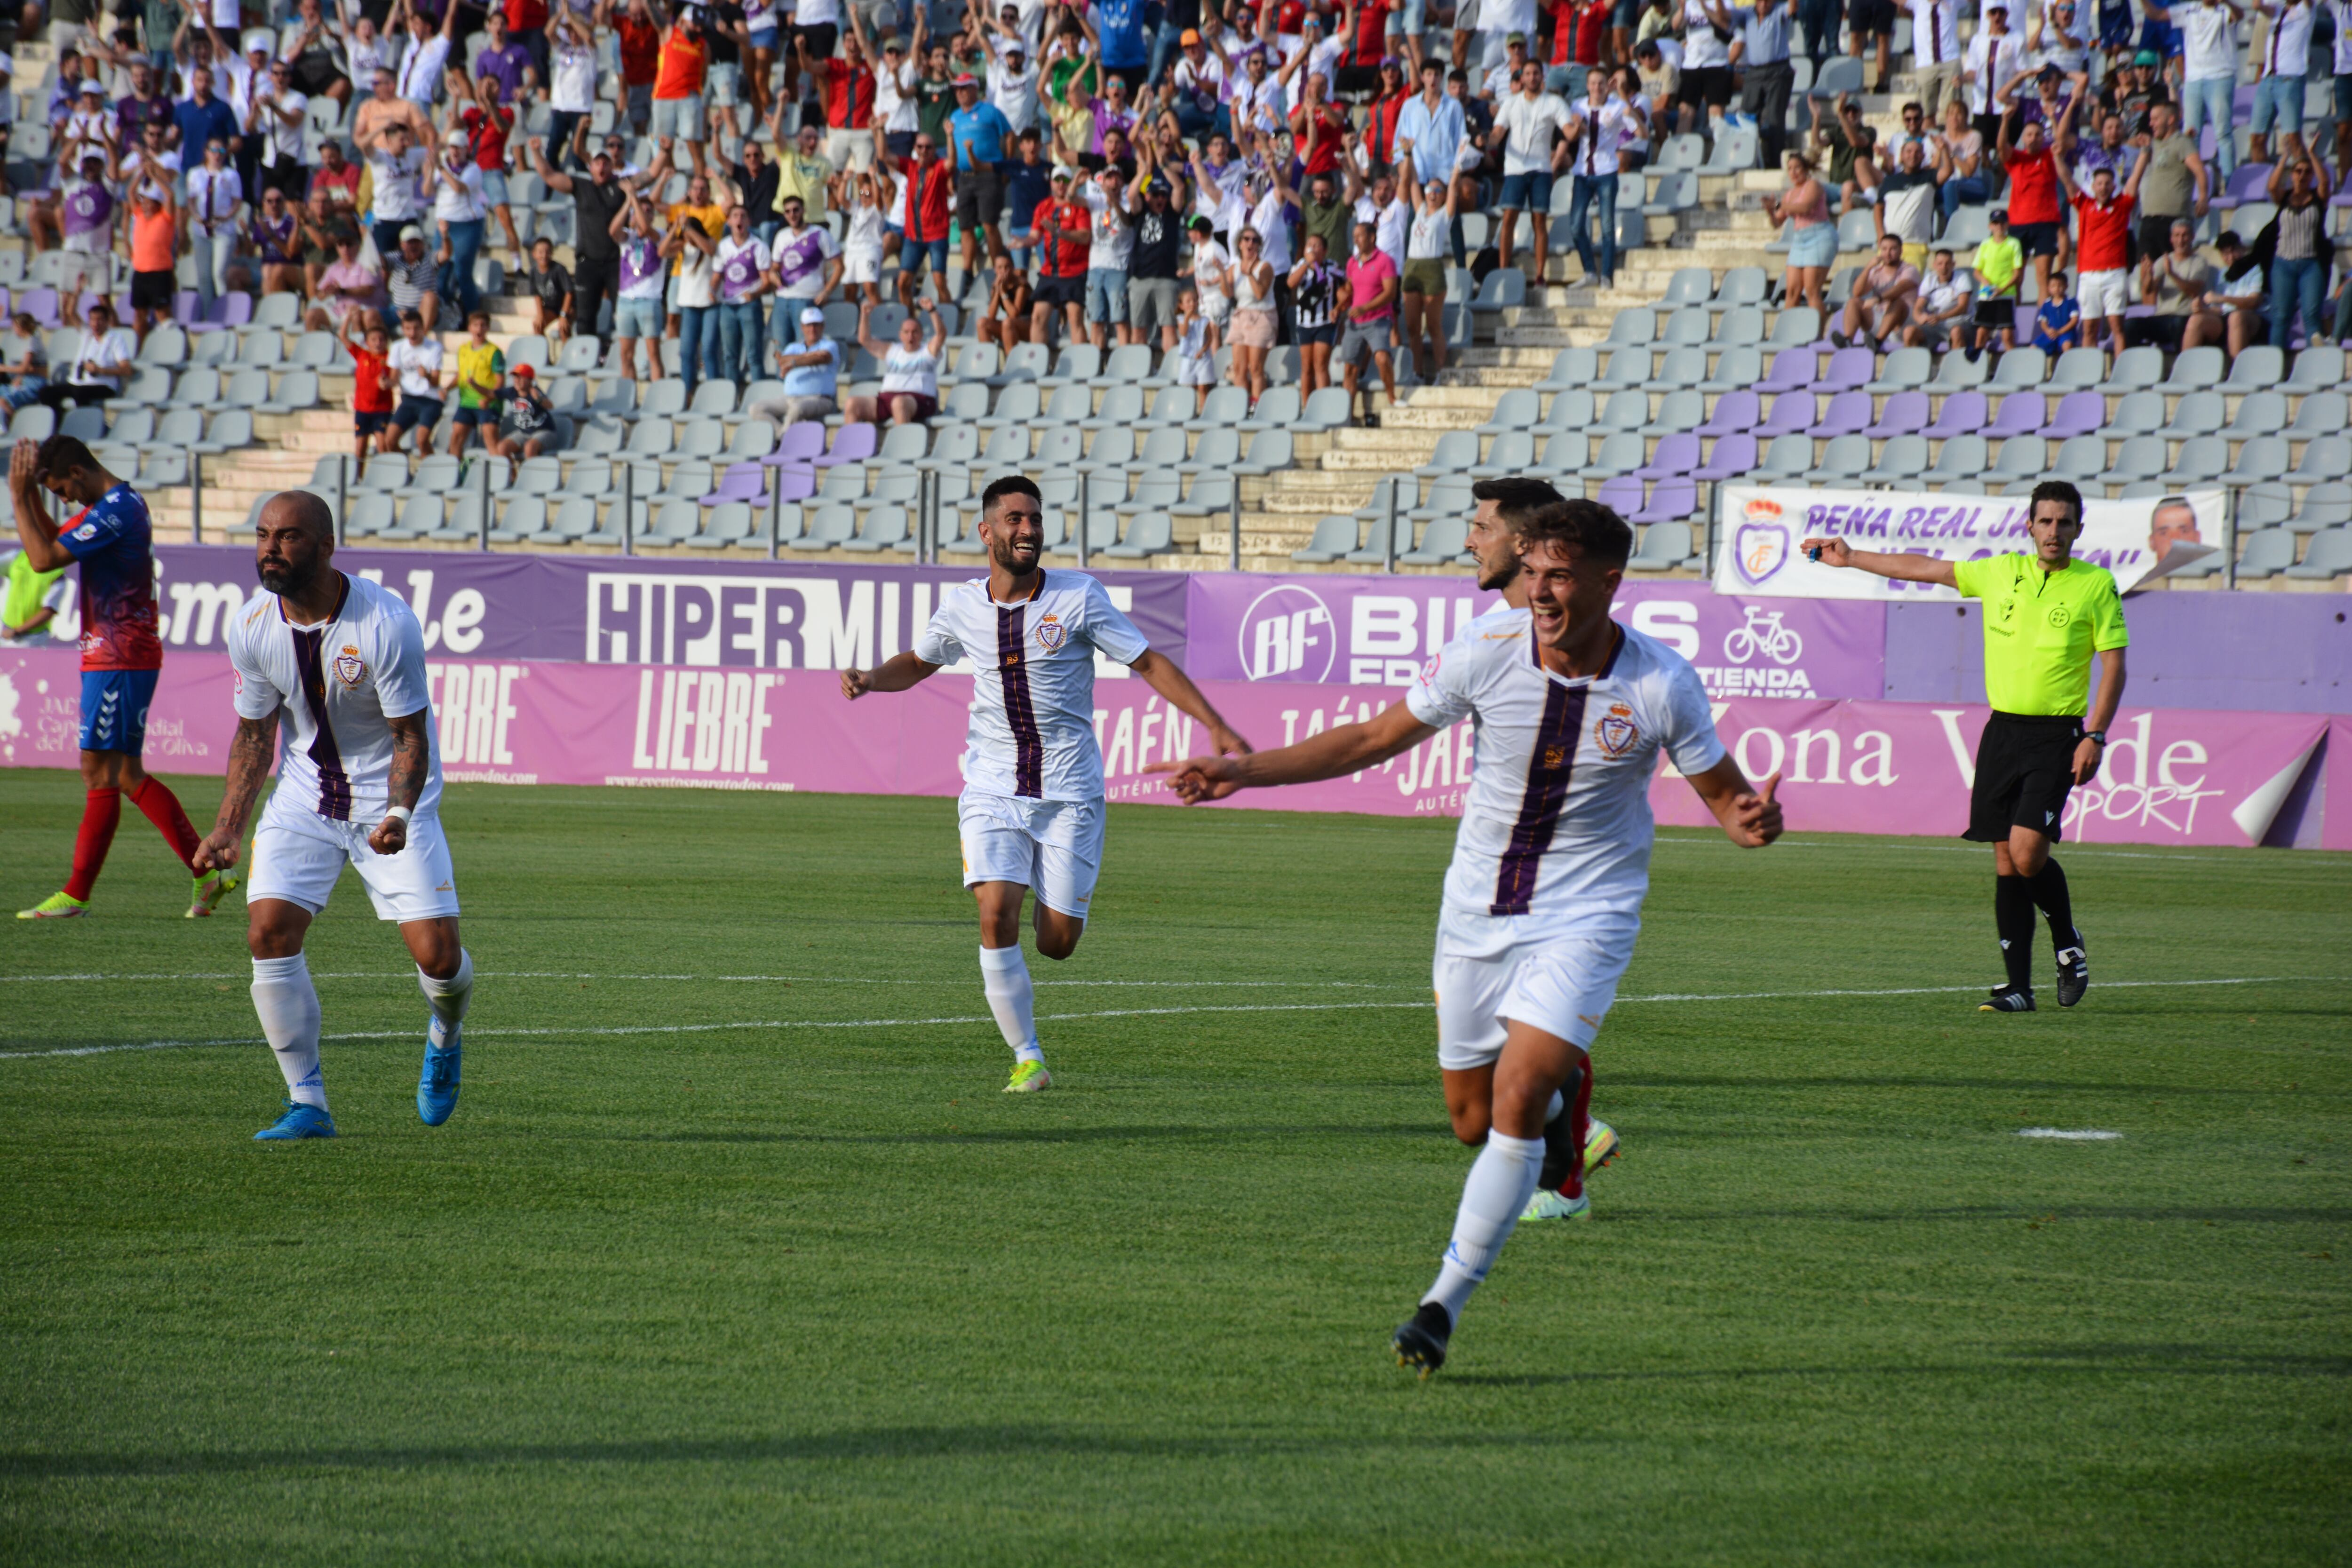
[1994,876,2038,991]
[2026,859,2080,952]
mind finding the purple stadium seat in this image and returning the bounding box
[18,286,57,327]
[1986,391,2047,438]
[2214,163,2272,210]
[172,289,203,324]
[2035,390,2106,439]
[1810,346,1875,394]
[1692,431,1758,480]
[1697,388,1759,436]
[1759,390,1817,437]
[811,423,875,468]
[761,420,828,466]
[1924,390,1987,438]
[1865,390,1929,437]
[1594,474,1645,515]
[1635,432,1700,480]
[699,461,770,506]
[1755,347,1817,394]
[1630,477,1698,524]
[1808,390,1873,438]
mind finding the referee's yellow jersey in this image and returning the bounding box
[1953,553,2130,716]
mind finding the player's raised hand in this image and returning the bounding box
[368,813,410,857]
[1146,753,1244,804]
[1728,771,1783,847]
[839,667,874,699]
[191,825,244,873]
[1797,536,1851,567]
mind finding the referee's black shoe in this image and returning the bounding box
[2055,939,2089,1008]
[1980,985,2037,1012]
[1393,1301,1453,1378]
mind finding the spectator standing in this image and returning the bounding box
[341,312,396,461]
[387,307,445,456]
[1093,0,1152,92]
[768,192,843,359]
[1393,57,1466,191]
[1962,2,2023,152]
[1079,163,1136,346]
[713,204,776,384]
[1226,226,1277,404]
[391,0,457,113]
[1169,282,1219,411]
[1901,0,1961,120]
[888,135,955,302]
[615,0,663,135]
[459,76,526,268]
[1399,165,1455,377]
[386,223,445,329]
[1966,207,2022,358]
[186,136,241,313]
[978,251,1034,349]
[448,310,508,458]
[610,188,669,382]
[1675,0,1736,135]
[2265,154,2332,349]
[1338,218,1398,422]
[652,10,711,176]
[664,209,720,397]
[2163,0,2242,183]
[1936,96,1988,219]
[533,139,632,346]
[949,71,1014,273]
[1996,94,2074,309]
[354,68,432,156]
[813,8,880,171]
[1735,0,1794,167]
[1491,59,1570,280]
[1288,230,1342,391]
[1765,149,1832,314]
[2054,151,2142,356]
[125,181,177,346]
[1560,66,1629,288]
[2246,0,2315,167]
[545,8,599,170]
[1128,167,1188,350]
[429,127,490,323]
[772,120,834,218]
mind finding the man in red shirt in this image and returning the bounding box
[505,0,551,80]
[1995,95,2075,309]
[806,13,878,172]
[889,135,954,307]
[2055,151,2145,359]
[1364,58,1412,167]
[1027,167,1092,345]
[615,0,663,136]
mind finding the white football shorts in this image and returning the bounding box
[1431,911,1637,1072]
[958,789,1104,919]
[247,803,462,923]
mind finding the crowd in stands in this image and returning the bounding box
[0,0,2346,520]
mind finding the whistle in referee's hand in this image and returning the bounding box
[1805,545,1823,562]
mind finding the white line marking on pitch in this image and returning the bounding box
[2018,1129,2124,1140]
[2,976,2331,1062]
[0,972,1411,988]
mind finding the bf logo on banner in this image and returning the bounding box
[1236,585,1336,682]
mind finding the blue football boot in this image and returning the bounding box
[418,1022,461,1126]
[255,1100,336,1140]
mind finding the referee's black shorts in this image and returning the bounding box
[1965,711,2084,843]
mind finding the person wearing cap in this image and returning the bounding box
[1477,30,1531,101]
[426,124,490,323]
[949,69,1015,273]
[1965,207,2022,358]
[1029,163,1093,343]
[874,22,920,161]
[185,136,244,314]
[979,21,1040,135]
[529,135,632,349]
[1961,1,2023,154]
[746,308,844,431]
[883,130,953,305]
[386,222,445,334]
[1168,28,1226,139]
[482,361,558,473]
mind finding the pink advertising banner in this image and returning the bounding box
[0,648,2336,852]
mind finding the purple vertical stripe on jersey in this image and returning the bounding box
[1490,681,1589,916]
[291,627,354,821]
[996,602,1044,798]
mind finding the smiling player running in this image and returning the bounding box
[1153,500,1783,1375]
[840,475,1250,1093]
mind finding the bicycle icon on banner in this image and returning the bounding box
[1722,606,1805,667]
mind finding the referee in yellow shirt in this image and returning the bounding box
[1804,481,2129,1012]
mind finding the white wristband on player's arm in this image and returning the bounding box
[382,804,414,825]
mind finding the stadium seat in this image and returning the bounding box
[1860,435,1930,486]
[790,503,857,551]
[1528,432,1589,482]
[1102,512,1173,558]
[2281,345,2345,394]
[2160,436,2227,485]
[1233,430,1292,476]
[2035,391,2105,440]
[1985,392,2045,440]
[2160,391,2223,438]
[1986,437,2048,484]
[1755,348,1816,395]
[1759,392,1817,437]
[1076,427,1135,473]
[2222,436,2289,487]
[1923,434,1988,485]
[1346,511,1414,565]
[2099,436,2168,486]
[1081,383,1145,432]
[1641,390,1704,438]
[488,495,550,545]
[2221,345,2283,392]
[2050,436,2106,486]
[1534,346,1598,390]
[1476,389,1541,435]
[1400,516,1471,565]
[1535,389,1597,432]
[1865,391,1928,438]
[1699,348,1763,394]
[2046,348,2106,394]
[1636,433,1700,480]
[2292,436,2352,483]
[2283,527,2352,581]
[1642,347,1707,393]
[2287,390,2347,440]
[344,493,395,539]
[1469,431,1537,480]
[2161,346,2225,392]
[1804,435,1870,485]
[2224,390,2288,439]
[1768,307,1821,347]
[1923,390,1986,438]
[1580,431,1647,481]
[1625,518,1696,571]
[1592,349,1653,392]
[2096,346,2164,395]
[1865,347,1931,394]
[1692,432,1757,481]
[2287,482,2352,533]
[839,505,910,552]
[1988,349,2048,391]
[1808,391,1872,439]
[2234,527,2296,579]
[2106,390,2165,437]
[189,410,252,456]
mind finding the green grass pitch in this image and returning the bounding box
[2,770,2347,1566]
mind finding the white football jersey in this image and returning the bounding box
[1406,610,1724,953]
[227,572,442,822]
[914,570,1151,803]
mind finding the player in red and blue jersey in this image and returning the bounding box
[10,435,228,919]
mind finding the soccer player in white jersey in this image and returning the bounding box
[840,475,1250,1093]
[193,492,476,1141]
[1154,501,1784,1375]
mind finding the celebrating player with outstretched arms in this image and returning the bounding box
[1803,479,2127,1012]
[194,492,476,1141]
[1152,500,1783,1376]
[841,474,1250,1094]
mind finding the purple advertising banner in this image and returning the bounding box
[1179,573,1890,702]
[131,547,1192,677]
[2,647,2334,852]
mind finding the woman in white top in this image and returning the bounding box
[839,165,890,306]
[1226,226,1276,407]
[1400,165,1459,383]
[663,209,721,397]
[846,298,948,424]
[1188,214,1233,326]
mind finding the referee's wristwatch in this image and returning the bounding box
[2084,729,2107,746]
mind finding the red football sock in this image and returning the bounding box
[64,788,122,901]
[1559,1064,1596,1200]
[129,776,203,874]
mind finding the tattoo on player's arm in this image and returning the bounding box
[217,713,280,831]
[386,714,431,811]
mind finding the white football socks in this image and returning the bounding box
[417,948,474,1049]
[978,944,1044,1064]
[251,953,326,1111]
[1422,1130,1545,1326]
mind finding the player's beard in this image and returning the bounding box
[257,554,321,598]
[989,536,1041,575]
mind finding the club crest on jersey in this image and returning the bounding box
[1034,613,1067,652]
[333,646,368,689]
[1594,703,1639,758]
[1541,743,1568,770]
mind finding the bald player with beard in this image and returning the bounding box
[1462,477,1621,1221]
